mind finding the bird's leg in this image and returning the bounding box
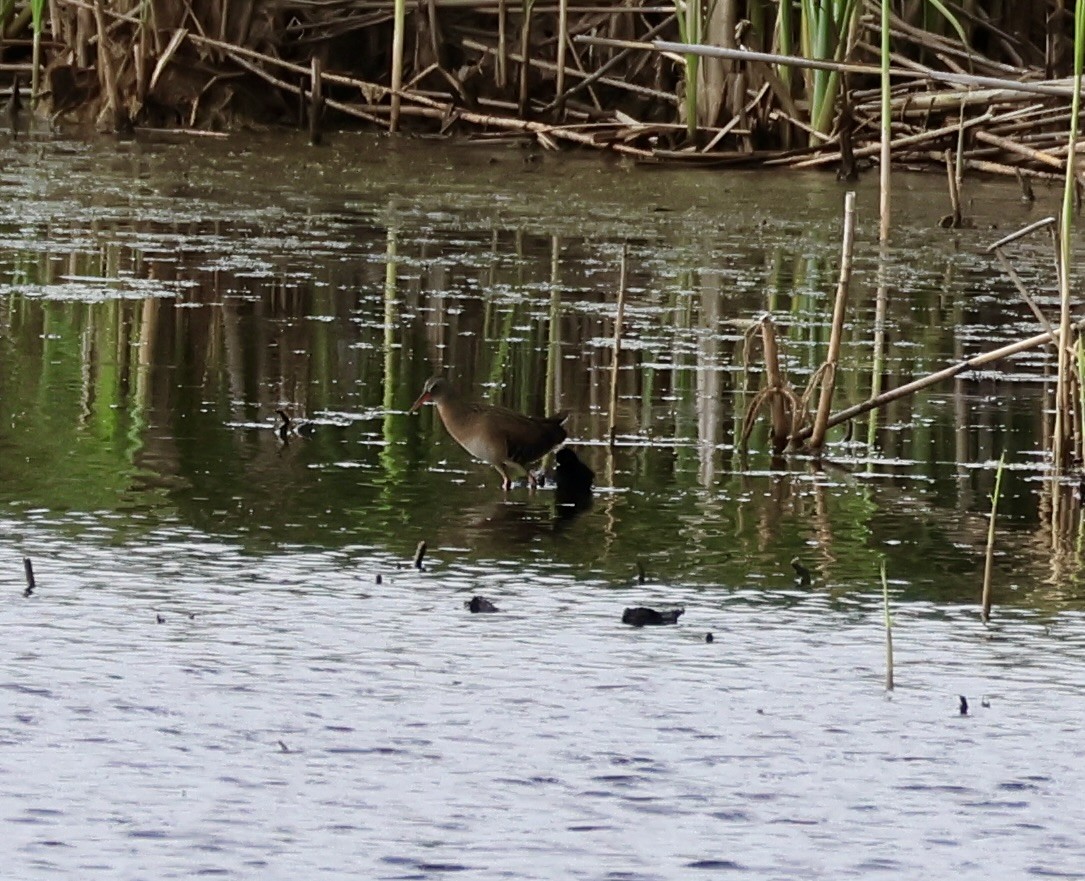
[497,466,512,491]
[528,470,539,490]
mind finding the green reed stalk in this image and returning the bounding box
[1054,0,1085,469]
[676,0,702,139]
[881,558,893,691]
[981,453,1006,623]
[0,0,15,35]
[775,0,793,91]
[30,0,47,103]
[1077,336,1085,464]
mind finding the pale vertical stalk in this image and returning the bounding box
[496,0,507,87]
[878,0,891,244]
[608,244,628,447]
[881,559,893,691]
[760,317,789,453]
[546,235,561,417]
[1054,0,1085,469]
[383,223,399,412]
[810,190,856,450]
[981,453,1006,623]
[867,250,889,450]
[555,0,567,109]
[389,0,406,132]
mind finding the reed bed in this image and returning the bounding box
[0,0,1080,177]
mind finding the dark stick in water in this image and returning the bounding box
[413,541,427,570]
[23,557,35,597]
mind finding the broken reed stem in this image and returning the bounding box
[413,540,427,569]
[796,317,1085,443]
[944,149,963,226]
[881,558,894,691]
[981,453,1006,623]
[809,190,856,451]
[608,243,628,447]
[993,248,1057,340]
[760,317,790,454]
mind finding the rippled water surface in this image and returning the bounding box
[3,127,1085,879]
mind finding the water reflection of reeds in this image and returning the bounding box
[3,148,1085,603]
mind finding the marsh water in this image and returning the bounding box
[3,127,1085,879]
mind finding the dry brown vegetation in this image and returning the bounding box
[0,0,1080,179]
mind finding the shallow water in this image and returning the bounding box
[3,126,1085,879]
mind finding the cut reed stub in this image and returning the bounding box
[413,540,427,570]
[23,557,35,597]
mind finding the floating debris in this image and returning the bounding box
[156,613,166,624]
[959,695,969,716]
[466,596,499,613]
[375,573,383,585]
[622,606,684,627]
[705,632,714,643]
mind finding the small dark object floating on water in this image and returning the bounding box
[622,606,684,627]
[959,695,969,715]
[705,632,714,643]
[466,596,499,613]
[791,556,812,586]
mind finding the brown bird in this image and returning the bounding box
[410,376,568,490]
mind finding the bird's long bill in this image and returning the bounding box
[409,391,433,412]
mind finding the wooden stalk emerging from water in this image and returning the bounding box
[981,453,1006,623]
[740,316,796,454]
[309,56,324,145]
[608,243,628,447]
[795,318,1085,444]
[881,558,893,691]
[809,190,856,451]
[389,0,406,132]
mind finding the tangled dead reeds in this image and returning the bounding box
[0,0,1081,179]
